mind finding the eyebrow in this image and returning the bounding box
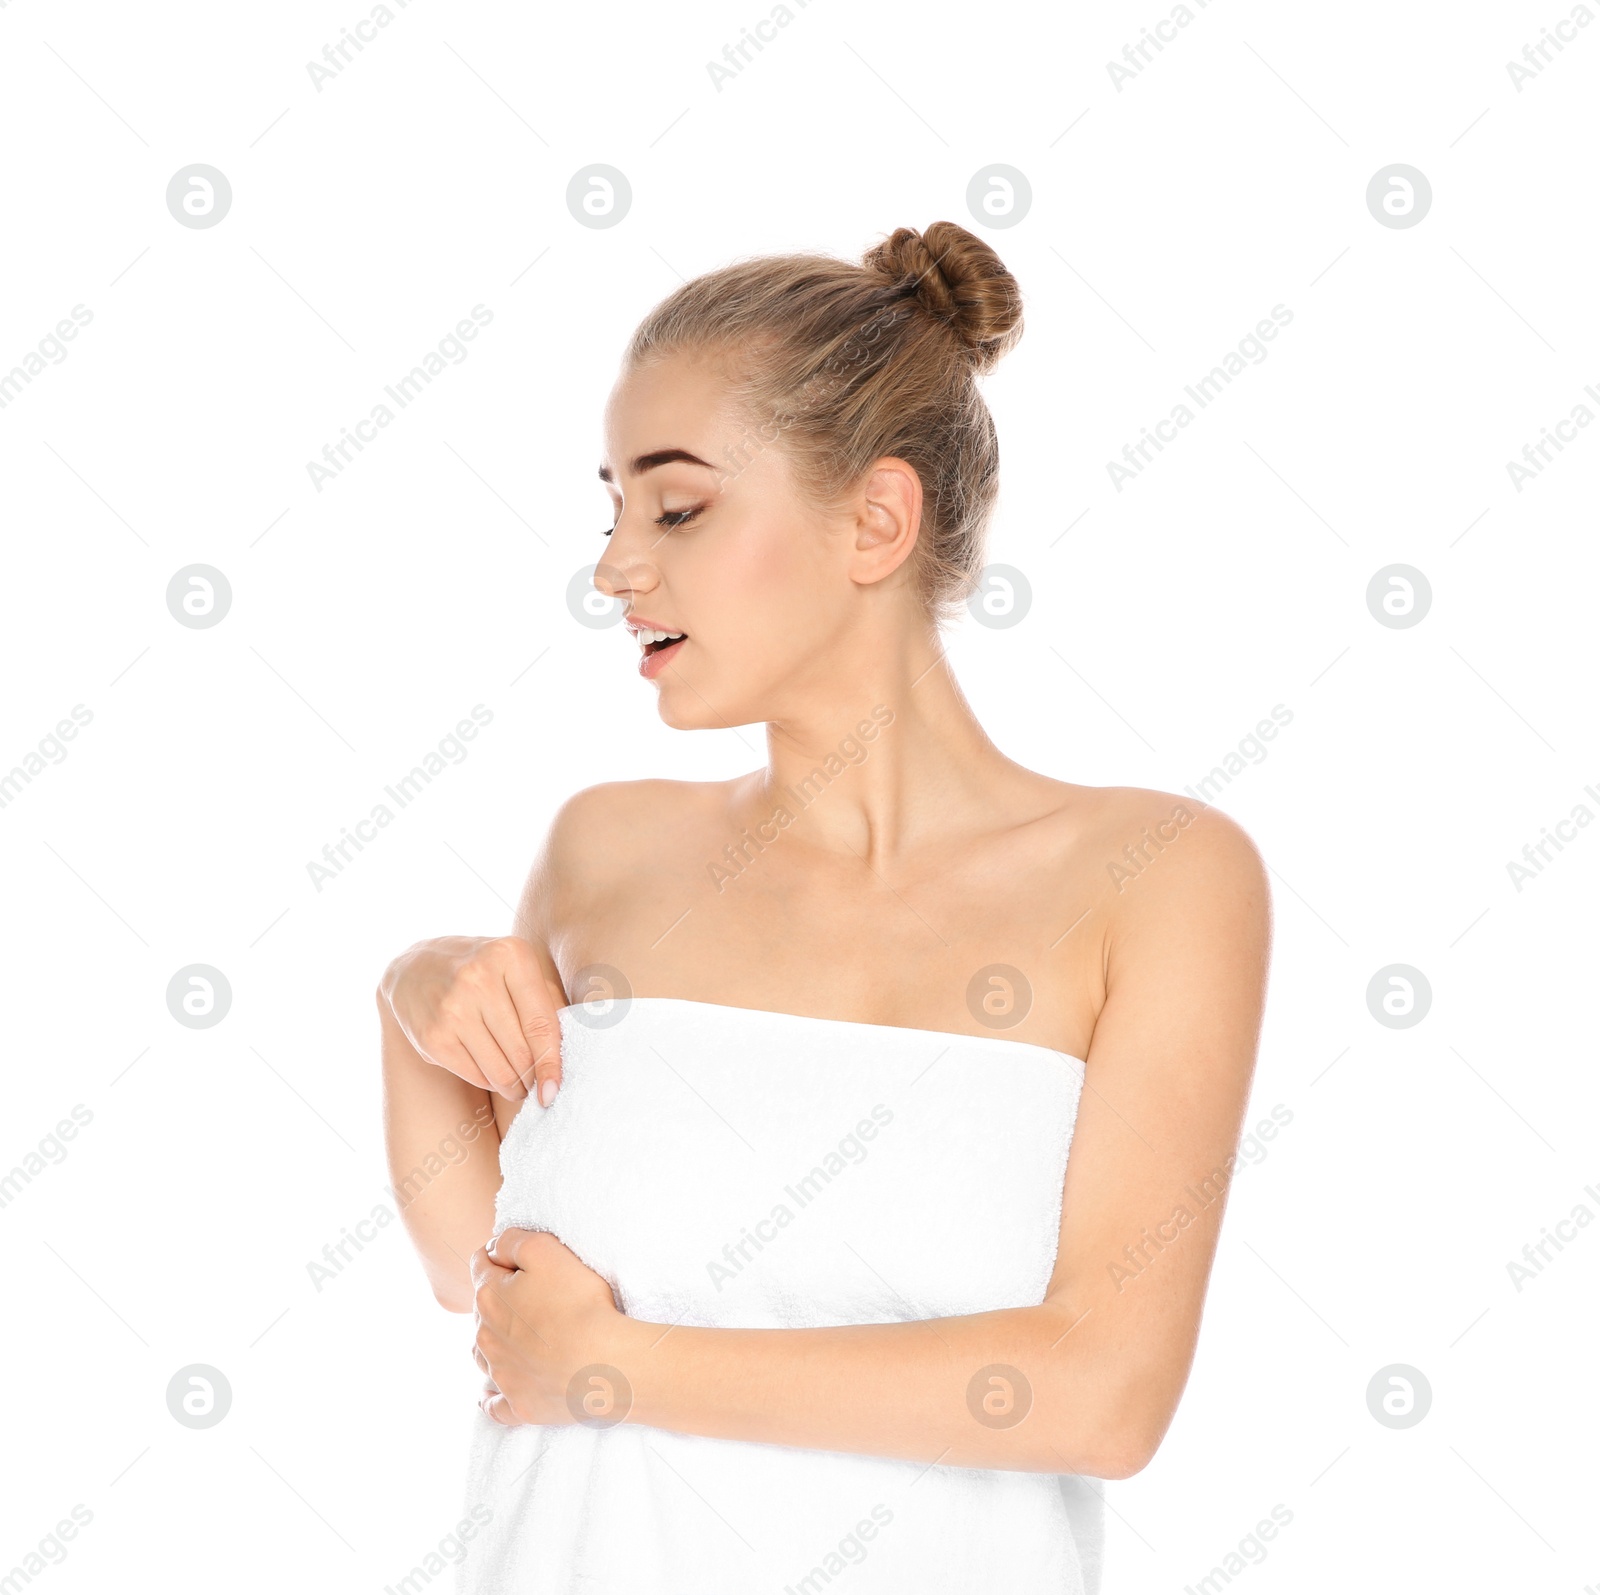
[597,449,715,484]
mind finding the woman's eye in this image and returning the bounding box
[602,505,704,536]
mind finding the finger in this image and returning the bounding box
[503,941,565,1106]
[473,1343,490,1376]
[458,1015,526,1099]
[426,1033,495,1093]
[479,979,538,1095]
[488,1227,544,1271]
[481,1389,523,1426]
[469,1242,515,1294]
[474,1282,513,1338]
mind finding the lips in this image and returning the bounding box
[626,615,687,680]
[638,635,685,679]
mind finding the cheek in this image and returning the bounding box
[711,512,830,620]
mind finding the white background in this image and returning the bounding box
[2,0,1596,1589]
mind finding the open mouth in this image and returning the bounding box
[636,630,688,678]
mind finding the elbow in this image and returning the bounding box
[1053,1375,1170,1480]
[430,1266,476,1315]
[1068,1413,1161,1480]
[1089,1430,1159,1480]
[1043,1328,1181,1479]
[434,1284,475,1314]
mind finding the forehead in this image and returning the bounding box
[601,350,744,464]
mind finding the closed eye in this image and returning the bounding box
[601,505,706,537]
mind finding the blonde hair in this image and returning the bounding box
[625,221,1023,626]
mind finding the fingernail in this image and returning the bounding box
[538,1076,558,1108]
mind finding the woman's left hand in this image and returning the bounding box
[471,1228,634,1427]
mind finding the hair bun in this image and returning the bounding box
[862,221,1023,374]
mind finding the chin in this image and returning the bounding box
[654,688,715,731]
[655,674,763,732]
[656,700,699,730]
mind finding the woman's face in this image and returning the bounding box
[597,349,875,731]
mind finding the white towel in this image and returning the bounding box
[458,997,1102,1594]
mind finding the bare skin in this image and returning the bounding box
[379,347,1271,1480]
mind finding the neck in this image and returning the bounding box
[750,634,1022,872]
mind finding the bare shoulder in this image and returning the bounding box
[1073,783,1271,952]
[1020,777,1269,930]
[515,777,735,934]
[545,777,723,844]
[1032,783,1272,1122]
[1096,784,1265,877]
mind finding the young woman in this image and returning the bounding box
[378,220,1271,1594]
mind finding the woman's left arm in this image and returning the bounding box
[473,805,1271,1478]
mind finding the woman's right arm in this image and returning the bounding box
[377,787,621,1310]
[378,931,570,1313]
[379,997,503,1313]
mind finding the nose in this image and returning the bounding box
[592,529,658,611]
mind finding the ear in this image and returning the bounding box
[849,457,923,588]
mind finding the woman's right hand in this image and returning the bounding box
[378,936,568,1105]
